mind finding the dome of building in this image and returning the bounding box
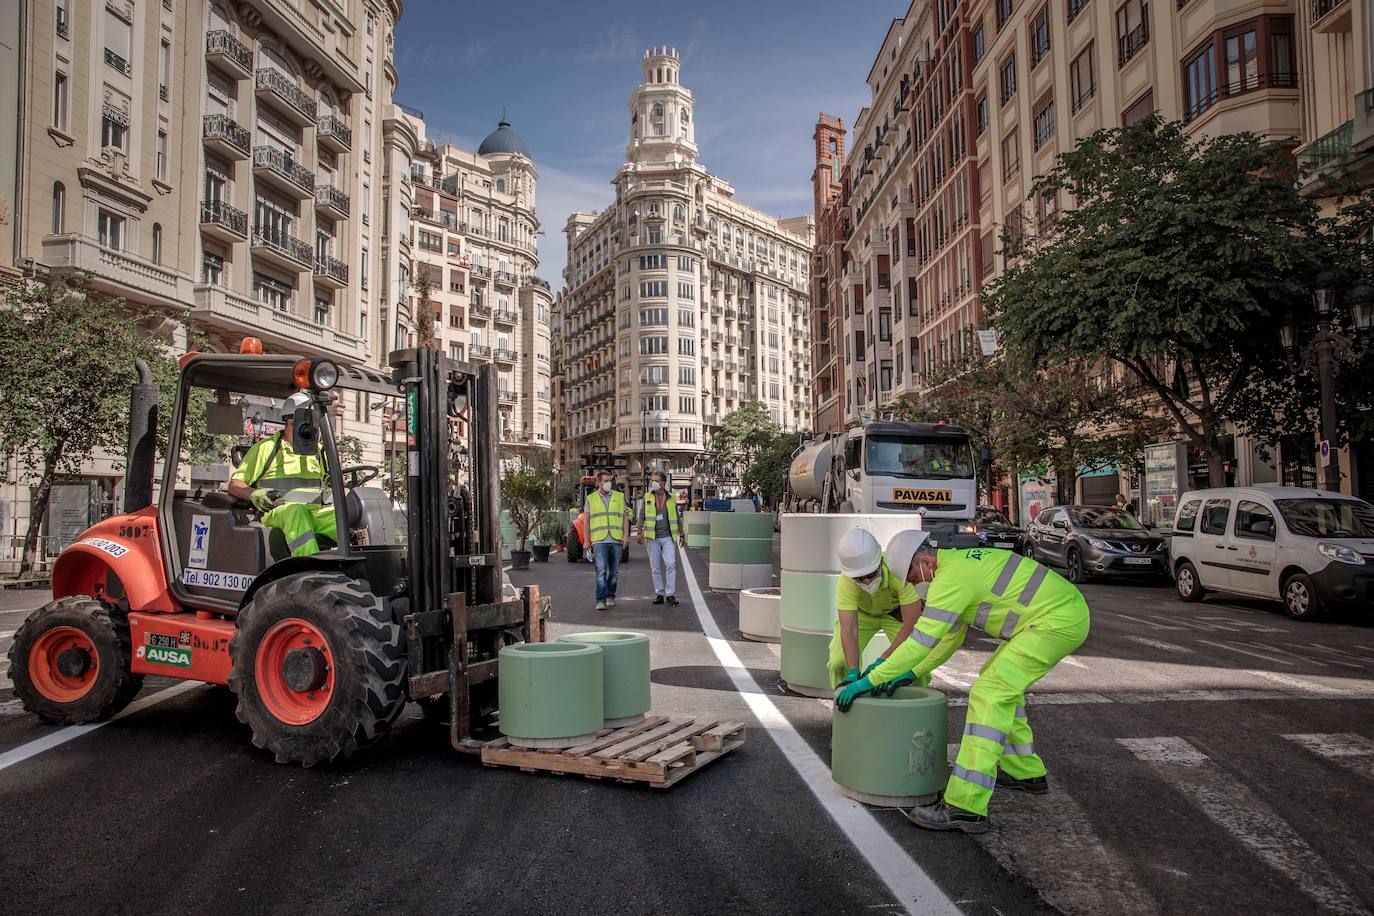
[477,119,530,158]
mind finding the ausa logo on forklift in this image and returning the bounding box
[892,488,954,505]
[137,644,193,668]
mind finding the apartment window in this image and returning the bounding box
[52,72,68,130]
[678,308,695,327]
[1031,7,1051,65]
[1184,44,1217,120]
[100,106,129,151]
[679,366,696,385]
[104,10,131,75]
[314,297,330,325]
[640,336,669,355]
[254,271,292,311]
[641,395,669,413]
[51,183,64,234]
[976,91,989,135]
[202,251,224,286]
[678,337,696,356]
[642,365,668,384]
[156,130,168,180]
[56,0,68,36]
[1033,96,1056,150]
[159,40,171,100]
[1038,189,1059,225]
[151,224,162,264]
[1270,25,1295,86]
[361,247,368,288]
[1123,89,1155,125]
[640,281,668,298]
[1067,0,1089,22]
[999,54,1017,105]
[97,209,125,249]
[640,253,666,270]
[1117,0,1149,66]
[878,309,892,342]
[1070,44,1097,112]
[677,282,695,299]
[972,22,986,64]
[679,396,696,414]
[996,0,1014,29]
[640,307,668,326]
[1001,130,1020,181]
[1224,29,1258,94]
[677,255,695,271]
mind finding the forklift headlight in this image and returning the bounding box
[294,358,339,391]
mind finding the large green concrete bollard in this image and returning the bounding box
[831,686,949,806]
[557,631,651,727]
[684,510,711,548]
[709,511,774,590]
[779,571,840,631]
[498,642,604,748]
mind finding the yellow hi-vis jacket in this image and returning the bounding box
[230,433,323,495]
[869,548,1089,685]
[584,489,629,544]
[639,490,681,540]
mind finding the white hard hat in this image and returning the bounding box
[284,391,312,412]
[838,528,882,579]
[885,529,931,584]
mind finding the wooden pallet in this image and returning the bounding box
[480,715,746,788]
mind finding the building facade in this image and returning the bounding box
[557,48,814,491]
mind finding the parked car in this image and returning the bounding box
[973,506,1028,554]
[1026,505,1169,583]
[1169,486,1374,620]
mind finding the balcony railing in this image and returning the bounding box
[1118,17,1149,66]
[1069,0,1091,20]
[1299,119,1354,170]
[317,115,352,149]
[252,225,313,266]
[200,200,248,236]
[315,184,351,215]
[470,344,492,358]
[493,308,518,324]
[315,255,348,284]
[104,48,131,76]
[253,146,314,192]
[494,348,517,362]
[1312,0,1348,22]
[206,30,253,73]
[203,114,250,154]
[470,302,491,317]
[255,68,317,122]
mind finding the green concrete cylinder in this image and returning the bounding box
[780,571,840,631]
[780,625,833,697]
[498,642,604,747]
[687,533,710,548]
[709,512,774,539]
[708,537,774,565]
[557,631,651,726]
[709,562,773,590]
[780,513,925,574]
[831,687,949,806]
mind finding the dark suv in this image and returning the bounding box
[973,506,1028,554]
[1027,505,1169,583]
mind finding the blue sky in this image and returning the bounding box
[394,0,906,284]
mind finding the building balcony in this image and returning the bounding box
[470,302,491,319]
[494,347,517,364]
[253,146,314,198]
[206,30,252,78]
[41,233,189,312]
[104,48,131,76]
[470,264,492,279]
[1355,88,1374,153]
[199,200,248,243]
[251,225,313,271]
[191,283,364,361]
[203,114,251,160]
[255,68,317,127]
[1298,119,1355,183]
[469,344,492,359]
[493,308,517,326]
[314,255,348,289]
[494,270,516,286]
[317,115,352,152]
[1311,0,1350,30]
[314,184,350,218]
[497,388,518,405]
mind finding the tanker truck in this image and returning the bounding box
[784,421,980,547]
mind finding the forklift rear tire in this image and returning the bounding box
[230,573,407,767]
[8,596,144,724]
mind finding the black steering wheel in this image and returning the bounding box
[339,465,381,489]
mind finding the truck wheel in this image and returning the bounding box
[8,596,144,724]
[1281,572,1324,621]
[1175,561,1205,602]
[230,573,406,766]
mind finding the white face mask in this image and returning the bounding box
[650,481,661,492]
[912,580,930,600]
[858,573,884,595]
[600,481,612,493]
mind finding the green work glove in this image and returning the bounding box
[838,666,862,687]
[834,676,874,713]
[876,672,918,696]
[861,659,884,678]
[250,488,280,512]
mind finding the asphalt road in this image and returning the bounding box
[1,542,1372,915]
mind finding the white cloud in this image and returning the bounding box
[534,163,617,285]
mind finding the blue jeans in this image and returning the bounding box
[592,541,622,601]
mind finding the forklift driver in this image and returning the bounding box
[226,391,335,558]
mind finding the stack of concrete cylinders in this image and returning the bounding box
[557,631,651,727]
[779,514,923,697]
[498,642,604,748]
[831,686,949,806]
[739,587,782,642]
[729,499,758,514]
[683,510,712,548]
[708,512,774,590]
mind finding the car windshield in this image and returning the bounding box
[976,507,1011,526]
[1275,498,1374,538]
[865,436,975,479]
[1069,507,1144,530]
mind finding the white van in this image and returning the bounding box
[1169,486,1374,619]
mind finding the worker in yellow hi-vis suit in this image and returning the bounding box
[828,528,929,689]
[836,530,1090,834]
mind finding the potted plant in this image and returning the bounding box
[500,466,553,570]
[531,513,563,563]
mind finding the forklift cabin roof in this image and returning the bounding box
[180,353,401,399]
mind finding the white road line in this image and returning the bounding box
[0,681,203,772]
[1195,639,1294,667]
[1245,669,1339,694]
[1115,613,1190,632]
[1241,642,1337,669]
[680,554,959,916]
[932,670,973,690]
[1118,737,1368,915]
[1302,644,1374,667]
[1282,733,1374,781]
[1058,656,1088,669]
[1124,635,1194,653]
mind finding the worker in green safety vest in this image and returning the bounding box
[227,391,336,558]
[835,530,1091,835]
[583,470,630,610]
[829,528,929,690]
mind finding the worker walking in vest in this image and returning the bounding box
[584,470,630,610]
[637,471,687,606]
[227,391,334,558]
[828,529,930,690]
[835,531,1091,834]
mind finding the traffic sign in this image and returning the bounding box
[1319,439,1331,468]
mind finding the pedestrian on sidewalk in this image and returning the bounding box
[835,531,1092,835]
[637,471,687,605]
[584,470,629,610]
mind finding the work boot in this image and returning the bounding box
[595,600,606,611]
[996,772,1049,794]
[607,598,616,607]
[653,595,665,605]
[907,801,989,834]
[666,595,679,606]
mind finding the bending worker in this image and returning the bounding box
[836,531,1091,835]
[227,391,335,558]
[829,529,930,691]
[637,471,687,606]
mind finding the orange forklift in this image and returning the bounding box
[6,342,545,766]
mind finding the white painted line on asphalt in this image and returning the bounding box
[1124,635,1194,654]
[932,670,973,690]
[1058,656,1088,669]
[1118,736,1368,915]
[1282,733,1374,781]
[679,554,960,916]
[1301,644,1374,667]
[1115,613,1190,632]
[1242,642,1337,668]
[0,681,203,773]
[1245,669,1339,694]
[1195,639,1294,667]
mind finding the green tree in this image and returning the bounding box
[708,402,779,479]
[499,464,553,550]
[743,431,803,508]
[0,276,193,575]
[984,116,1334,485]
